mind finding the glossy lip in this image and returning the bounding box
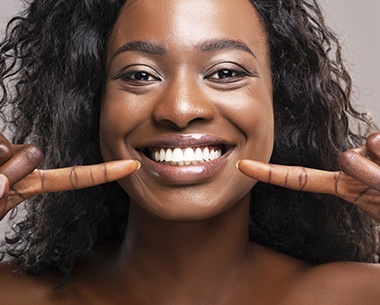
[134,134,235,185]
[137,134,231,149]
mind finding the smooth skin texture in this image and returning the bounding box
[238,133,380,223]
[0,0,380,304]
[100,0,274,221]
[0,135,141,220]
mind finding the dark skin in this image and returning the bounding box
[1,0,380,304]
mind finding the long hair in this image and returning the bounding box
[0,0,378,280]
[249,0,379,263]
[0,0,128,277]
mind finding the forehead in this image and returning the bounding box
[108,0,268,57]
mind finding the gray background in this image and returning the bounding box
[0,1,379,232]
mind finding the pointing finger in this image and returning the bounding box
[8,160,140,207]
[238,159,380,222]
[237,159,339,194]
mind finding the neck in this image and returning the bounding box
[116,194,254,302]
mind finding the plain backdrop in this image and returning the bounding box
[0,1,379,232]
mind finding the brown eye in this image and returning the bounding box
[207,68,249,82]
[132,71,153,81]
[215,69,237,78]
[118,71,158,82]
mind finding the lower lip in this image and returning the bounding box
[137,150,232,185]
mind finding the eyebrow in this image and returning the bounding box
[112,38,256,59]
[112,40,166,58]
[196,39,256,58]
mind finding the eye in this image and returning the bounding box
[209,69,242,79]
[113,65,162,86]
[118,71,159,82]
[205,64,255,84]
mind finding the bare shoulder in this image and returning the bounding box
[0,244,120,305]
[252,245,380,305]
[287,260,380,305]
[0,260,67,305]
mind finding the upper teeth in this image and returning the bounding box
[151,147,222,165]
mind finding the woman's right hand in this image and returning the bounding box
[0,134,140,221]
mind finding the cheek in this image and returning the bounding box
[244,112,273,163]
[243,81,274,162]
[218,87,274,162]
[99,104,123,161]
[99,88,139,161]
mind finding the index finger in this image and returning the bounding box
[237,159,339,194]
[10,160,140,202]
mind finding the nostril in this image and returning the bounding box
[154,117,214,131]
[157,119,190,131]
[152,85,216,129]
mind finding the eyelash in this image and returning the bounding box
[113,65,256,85]
[115,70,161,83]
[206,68,252,82]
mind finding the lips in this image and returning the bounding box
[135,134,234,184]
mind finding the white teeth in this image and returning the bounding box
[165,148,173,162]
[203,147,209,161]
[195,148,203,161]
[210,149,222,160]
[172,148,183,162]
[154,151,160,162]
[159,148,166,162]
[184,148,195,165]
[151,147,223,165]
[184,147,195,161]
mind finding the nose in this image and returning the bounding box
[152,76,216,130]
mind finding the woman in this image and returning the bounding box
[0,0,379,303]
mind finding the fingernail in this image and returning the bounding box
[236,160,241,169]
[0,174,7,199]
[135,161,141,170]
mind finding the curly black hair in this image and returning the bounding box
[0,0,378,281]
[250,0,379,263]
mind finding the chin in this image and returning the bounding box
[125,178,254,222]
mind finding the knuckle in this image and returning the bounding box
[366,132,380,151]
[0,144,43,185]
[338,149,358,171]
[22,144,44,166]
[0,143,12,161]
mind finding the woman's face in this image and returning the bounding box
[100,0,274,220]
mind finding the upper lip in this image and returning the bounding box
[135,134,234,150]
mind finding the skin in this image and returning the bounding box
[238,134,380,223]
[100,0,274,222]
[0,0,380,304]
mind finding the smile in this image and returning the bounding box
[150,146,223,166]
[134,135,233,184]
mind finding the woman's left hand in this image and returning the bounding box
[237,132,380,223]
